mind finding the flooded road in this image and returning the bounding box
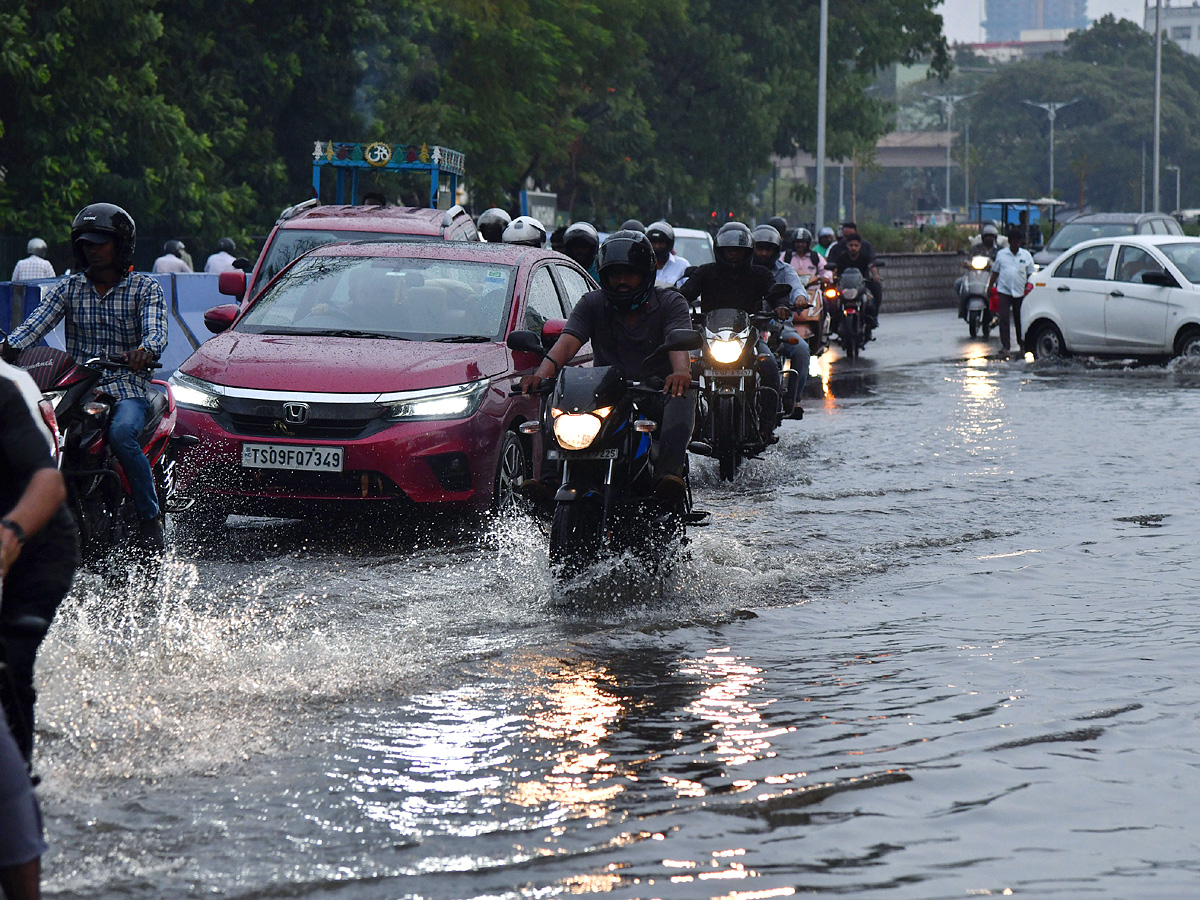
[33,309,1200,898]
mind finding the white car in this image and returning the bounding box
[672,227,714,267]
[1021,235,1200,360]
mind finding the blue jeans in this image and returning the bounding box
[108,397,159,520]
[779,325,810,405]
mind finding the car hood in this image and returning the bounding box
[180,333,509,393]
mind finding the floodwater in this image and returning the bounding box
[31,309,1200,898]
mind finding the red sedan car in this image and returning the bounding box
[168,241,594,519]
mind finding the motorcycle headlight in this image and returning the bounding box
[169,373,222,411]
[553,413,602,450]
[824,287,838,299]
[842,288,859,300]
[384,380,489,421]
[708,337,746,364]
[970,256,991,270]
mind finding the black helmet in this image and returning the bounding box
[562,222,599,269]
[714,222,754,268]
[619,218,646,234]
[71,202,136,274]
[217,237,236,254]
[646,221,675,264]
[597,230,656,312]
[477,208,512,243]
[767,216,788,236]
[164,239,185,257]
[793,227,813,246]
[502,215,547,248]
[752,224,782,266]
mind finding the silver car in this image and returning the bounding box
[1022,235,1200,360]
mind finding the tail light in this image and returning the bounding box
[37,399,61,462]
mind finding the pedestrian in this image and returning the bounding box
[990,227,1036,355]
[0,360,79,766]
[0,706,44,900]
[204,238,238,274]
[10,241,55,282]
[152,240,191,274]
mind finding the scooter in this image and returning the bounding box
[507,327,708,579]
[14,345,182,559]
[958,255,994,338]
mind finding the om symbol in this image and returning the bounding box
[364,142,393,167]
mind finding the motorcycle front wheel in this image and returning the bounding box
[550,497,604,577]
[840,317,859,360]
[968,309,981,338]
[715,394,739,481]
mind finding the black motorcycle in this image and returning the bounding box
[507,328,707,579]
[833,268,869,359]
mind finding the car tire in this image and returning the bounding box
[492,430,529,513]
[1174,328,1200,359]
[1029,321,1067,360]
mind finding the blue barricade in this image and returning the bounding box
[0,272,226,378]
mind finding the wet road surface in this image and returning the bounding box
[32,309,1200,898]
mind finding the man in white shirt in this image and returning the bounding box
[204,237,238,274]
[10,240,55,282]
[152,240,192,274]
[990,228,1036,354]
[647,221,690,286]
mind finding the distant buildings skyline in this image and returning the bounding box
[983,0,1088,41]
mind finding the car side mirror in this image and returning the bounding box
[506,329,548,357]
[203,304,240,334]
[540,318,566,348]
[1142,271,1178,288]
[663,327,703,353]
[218,269,246,300]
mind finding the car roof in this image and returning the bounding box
[304,240,566,265]
[1060,234,1200,249]
[674,227,712,239]
[1065,212,1175,225]
[278,205,460,235]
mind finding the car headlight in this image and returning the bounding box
[708,337,746,364]
[169,373,222,410]
[553,413,602,450]
[384,380,489,421]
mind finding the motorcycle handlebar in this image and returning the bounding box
[88,356,163,371]
[509,378,554,396]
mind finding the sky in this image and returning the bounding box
[939,0,1145,43]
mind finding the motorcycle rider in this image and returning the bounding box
[788,228,827,281]
[960,224,1000,321]
[502,215,547,248]
[646,221,690,286]
[519,230,695,501]
[0,361,79,766]
[11,239,55,282]
[829,224,882,328]
[619,218,646,234]
[204,237,238,274]
[752,225,810,415]
[678,222,788,436]
[477,208,512,243]
[814,226,836,258]
[0,202,168,550]
[152,239,192,274]
[560,222,600,280]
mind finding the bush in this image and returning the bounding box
[859,222,979,253]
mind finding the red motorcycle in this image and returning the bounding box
[14,346,183,557]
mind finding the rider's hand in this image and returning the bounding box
[663,372,691,397]
[0,340,18,364]
[123,348,156,371]
[774,305,792,321]
[519,373,543,395]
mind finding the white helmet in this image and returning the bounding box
[26,238,48,258]
[502,215,547,247]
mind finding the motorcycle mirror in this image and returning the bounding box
[663,328,702,353]
[683,266,698,278]
[506,329,548,356]
[765,283,790,303]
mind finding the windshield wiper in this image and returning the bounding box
[432,335,492,343]
[324,329,411,340]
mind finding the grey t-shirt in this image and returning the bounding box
[562,287,692,381]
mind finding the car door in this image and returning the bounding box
[1105,244,1171,352]
[1048,243,1113,352]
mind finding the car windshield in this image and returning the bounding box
[675,234,714,266]
[1157,243,1200,284]
[1047,222,1136,251]
[257,228,439,290]
[237,255,515,341]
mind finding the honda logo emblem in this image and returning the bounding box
[282,402,309,424]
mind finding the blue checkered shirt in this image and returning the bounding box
[7,272,168,401]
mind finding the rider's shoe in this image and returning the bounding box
[138,516,165,552]
[516,478,554,502]
[653,474,688,504]
[788,406,804,420]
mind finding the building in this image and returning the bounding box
[965,28,1073,63]
[984,0,1087,42]
[1144,2,1200,55]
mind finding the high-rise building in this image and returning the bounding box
[984,0,1088,42]
[1144,3,1200,56]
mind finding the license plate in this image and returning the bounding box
[547,448,618,460]
[704,368,754,377]
[241,443,344,472]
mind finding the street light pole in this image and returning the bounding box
[1154,0,1163,212]
[815,0,828,232]
[924,92,974,213]
[1166,164,1180,215]
[1022,99,1078,197]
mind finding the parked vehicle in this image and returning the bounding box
[506,328,707,578]
[168,241,596,521]
[673,228,715,267]
[694,307,779,481]
[1022,235,1200,361]
[832,268,869,359]
[14,347,178,558]
[1033,212,1183,270]
[958,254,994,338]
